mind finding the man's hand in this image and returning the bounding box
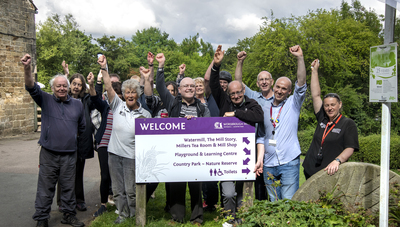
[156,53,165,68]
[97,55,107,68]
[213,45,224,66]
[62,60,69,75]
[237,51,247,62]
[147,52,154,65]
[185,115,195,120]
[311,59,319,71]
[87,72,95,85]
[21,54,31,67]
[253,161,263,177]
[140,67,151,80]
[179,64,186,74]
[223,112,235,117]
[289,45,303,58]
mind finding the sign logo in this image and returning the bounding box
[214,122,223,129]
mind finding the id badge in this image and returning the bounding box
[269,139,277,147]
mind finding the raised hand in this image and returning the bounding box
[311,59,319,71]
[213,45,224,66]
[155,53,165,68]
[62,60,69,75]
[289,45,303,58]
[237,51,247,61]
[21,54,31,66]
[140,67,151,79]
[147,52,155,65]
[87,72,95,85]
[179,64,186,74]
[97,55,107,69]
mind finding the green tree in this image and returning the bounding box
[131,27,178,66]
[36,14,99,91]
[238,4,382,134]
[96,35,140,80]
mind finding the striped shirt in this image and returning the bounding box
[98,110,113,148]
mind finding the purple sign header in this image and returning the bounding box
[135,117,255,135]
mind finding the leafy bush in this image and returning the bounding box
[297,127,315,155]
[349,133,400,169]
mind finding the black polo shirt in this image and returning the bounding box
[303,105,359,177]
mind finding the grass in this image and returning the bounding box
[90,163,307,226]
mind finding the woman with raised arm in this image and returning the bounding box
[97,55,151,224]
[302,59,359,179]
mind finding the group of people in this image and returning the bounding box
[21,43,359,227]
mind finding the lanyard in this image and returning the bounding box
[270,103,284,130]
[321,114,342,148]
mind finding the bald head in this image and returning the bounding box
[275,77,292,91]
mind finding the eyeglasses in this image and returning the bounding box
[181,84,195,88]
[323,93,341,101]
[258,78,272,82]
[229,89,244,97]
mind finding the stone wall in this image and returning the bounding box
[0,0,37,137]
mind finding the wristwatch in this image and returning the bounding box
[335,158,341,164]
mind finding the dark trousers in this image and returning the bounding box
[255,173,268,200]
[169,182,203,223]
[97,147,112,203]
[75,157,86,203]
[56,156,86,206]
[202,181,218,208]
[32,147,77,221]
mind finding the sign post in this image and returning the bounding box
[370,3,397,226]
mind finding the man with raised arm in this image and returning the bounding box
[210,45,264,223]
[247,45,307,201]
[155,53,210,225]
[22,54,86,227]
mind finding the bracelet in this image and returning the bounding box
[100,67,107,71]
[148,64,154,67]
[335,158,341,164]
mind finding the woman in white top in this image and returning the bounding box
[98,55,151,224]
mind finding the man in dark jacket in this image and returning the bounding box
[154,53,210,225]
[21,54,86,227]
[209,45,264,223]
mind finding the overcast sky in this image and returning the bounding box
[32,0,387,50]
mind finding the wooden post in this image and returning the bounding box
[243,181,254,207]
[136,183,146,226]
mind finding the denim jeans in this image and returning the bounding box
[263,156,300,201]
[108,153,136,218]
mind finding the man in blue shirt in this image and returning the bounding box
[235,46,307,201]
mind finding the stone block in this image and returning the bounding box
[292,162,400,212]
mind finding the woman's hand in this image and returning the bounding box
[324,160,340,176]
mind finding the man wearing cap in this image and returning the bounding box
[235,45,307,201]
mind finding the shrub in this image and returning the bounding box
[349,133,400,169]
[297,127,315,155]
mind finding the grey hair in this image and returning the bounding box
[50,74,70,89]
[121,79,142,97]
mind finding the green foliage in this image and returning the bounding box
[349,133,400,169]
[36,14,100,91]
[389,181,400,225]
[298,127,316,155]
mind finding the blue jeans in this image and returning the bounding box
[263,156,300,201]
